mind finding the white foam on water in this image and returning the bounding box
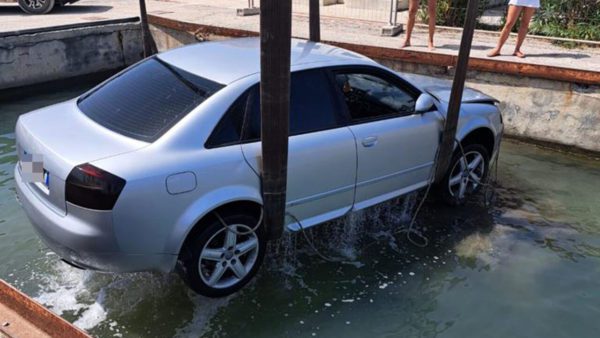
[174,292,232,338]
[74,294,107,330]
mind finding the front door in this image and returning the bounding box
[331,68,440,210]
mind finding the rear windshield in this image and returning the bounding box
[78,57,224,142]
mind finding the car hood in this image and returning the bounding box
[398,72,498,104]
[15,99,148,180]
[424,85,499,104]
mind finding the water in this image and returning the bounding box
[1,76,599,338]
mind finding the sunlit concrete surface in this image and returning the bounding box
[1,0,599,72]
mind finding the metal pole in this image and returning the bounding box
[139,0,158,57]
[434,0,480,182]
[260,0,292,239]
[309,0,321,42]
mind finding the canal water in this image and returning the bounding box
[1,76,599,338]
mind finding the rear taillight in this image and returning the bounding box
[66,163,126,210]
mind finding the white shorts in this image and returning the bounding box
[508,0,540,8]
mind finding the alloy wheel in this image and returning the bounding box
[24,0,46,9]
[448,150,486,200]
[198,224,259,289]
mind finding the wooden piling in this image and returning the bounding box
[309,0,320,42]
[139,0,158,57]
[259,0,292,239]
[435,0,480,182]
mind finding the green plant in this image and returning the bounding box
[530,0,600,41]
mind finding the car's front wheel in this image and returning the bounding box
[18,0,56,14]
[178,213,266,297]
[438,143,490,206]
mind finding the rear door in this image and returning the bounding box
[330,67,440,210]
[239,69,357,229]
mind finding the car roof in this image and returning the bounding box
[157,37,377,84]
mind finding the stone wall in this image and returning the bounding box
[0,22,143,90]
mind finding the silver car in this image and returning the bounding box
[15,38,502,297]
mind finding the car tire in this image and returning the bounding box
[18,0,56,14]
[178,213,266,297]
[438,143,490,206]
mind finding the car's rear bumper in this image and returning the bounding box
[15,166,176,273]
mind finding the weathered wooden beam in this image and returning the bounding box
[309,0,320,42]
[434,0,480,182]
[0,279,90,338]
[260,0,292,239]
[139,0,158,57]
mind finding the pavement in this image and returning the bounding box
[1,0,599,73]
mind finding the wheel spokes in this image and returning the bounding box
[458,180,467,199]
[230,259,246,279]
[224,227,237,248]
[468,154,483,171]
[207,263,226,286]
[449,173,462,187]
[235,238,258,256]
[201,248,223,261]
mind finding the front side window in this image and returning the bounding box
[79,58,224,142]
[334,72,416,121]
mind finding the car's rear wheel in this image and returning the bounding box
[438,143,490,206]
[178,213,266,297]
[18,0,56,14]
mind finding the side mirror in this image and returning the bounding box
[415,93,435,113]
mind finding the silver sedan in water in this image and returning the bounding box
[15,38,502,297]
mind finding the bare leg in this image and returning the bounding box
[402,0,419,48]
[428,0,437,50]
[487,5,522,57]
[514,7,535,58]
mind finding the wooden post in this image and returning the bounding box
[260,0,292,239]
[139,0,158,57]
[309,0,320,42]
[434,0,479,182]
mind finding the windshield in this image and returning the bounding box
[78,57,224,142]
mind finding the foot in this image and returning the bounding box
[486,48,501,57]
[513,50,526,58]
[401,39,411,48]
[428,41,435,51]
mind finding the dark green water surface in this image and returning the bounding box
[1,76,599,338]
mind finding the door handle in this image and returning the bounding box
[361,136,378,147]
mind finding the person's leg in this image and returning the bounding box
[513,7,536,57]
[402,0,419,48]
[427,0,437,50]
[487,5,522,57]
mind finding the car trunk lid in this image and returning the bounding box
[15,99,148,215]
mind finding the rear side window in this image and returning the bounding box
[206,69,345,148]
[244,69,345,140]
[78,58,224,142]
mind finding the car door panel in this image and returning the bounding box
[241,127,357,229]
[332,68,440,210]
[237,69,357,230]
[350,112,440,210]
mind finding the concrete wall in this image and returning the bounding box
[378,59,600,153]
[0,22,143,90]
